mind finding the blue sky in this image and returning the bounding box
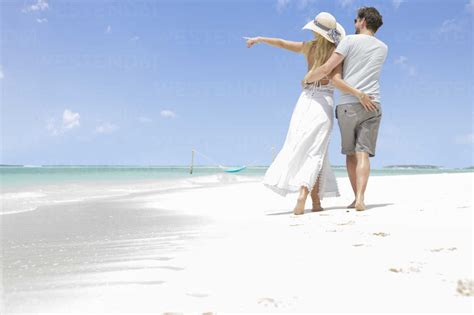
[1,0,473,168]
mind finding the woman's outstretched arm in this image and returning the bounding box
[244,36,306,53]
[330,63,378,111]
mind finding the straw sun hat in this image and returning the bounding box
[302,12,346,45]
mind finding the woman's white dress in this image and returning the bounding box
[262,82,340,200]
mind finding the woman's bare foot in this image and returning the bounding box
[293,197,306,215]
[293,186,309,215]
[310,180,323,212]
[311,199,324,212]
[347,200,356,208]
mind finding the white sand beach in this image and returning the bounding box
[1,172,473,313]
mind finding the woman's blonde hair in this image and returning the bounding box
[307,33,335,73]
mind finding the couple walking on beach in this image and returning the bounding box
[245,7,388,215]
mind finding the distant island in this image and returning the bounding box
[384,165,440,169]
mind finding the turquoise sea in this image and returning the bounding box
[1,165,472,188]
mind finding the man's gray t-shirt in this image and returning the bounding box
[335,34,388,105]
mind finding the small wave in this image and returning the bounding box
[0,207,38,216]
[0,192,47,200]
[187,173,259,185]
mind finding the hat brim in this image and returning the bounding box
[302,20,346,43]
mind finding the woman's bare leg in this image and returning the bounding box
[293,186,309,215]
[310,176,324,212]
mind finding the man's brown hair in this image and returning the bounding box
[357,7,383,33]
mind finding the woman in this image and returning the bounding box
[245,12,370,215]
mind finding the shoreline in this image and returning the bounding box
[2,169,473,216]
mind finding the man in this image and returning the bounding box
[303,7,388,211]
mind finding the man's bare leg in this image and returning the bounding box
[346,153,358,208]
[310,176,324,212]
[355,151,370,211]
[293,186,309,215]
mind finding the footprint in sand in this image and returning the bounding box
[258,297,279,308]
[373,232,390,237]
[429,247,457,253]
[337,220,355,226]
[389,262,423,274]
[186,292,209,298]
[152,256,174,261]
[456,279,474,296]
[158,265,185,271]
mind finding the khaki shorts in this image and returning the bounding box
[335,102,382,157]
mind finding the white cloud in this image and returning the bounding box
[338,0,355,9]
[436,18,470,42]
[160,110,176,118]
[63,109,80,129]
[438,19,464,34]
[455,133,474,145]
[46,118,59,136]
[276,0,291,13]
[394,56,407,65]
[46,109,80,135]
[393,0,404,9]
[105,25,111,34]
[296,0,309,10]
[467,0,474,13]
[95,122,118,134]
[275,0,316,13]
[138,116,152,123]
[22,0,49,13]
[0,65,4,79]
[36,18,48,23]
[130,36,140,41]
[407,67,416,76]
[394,56,417,77]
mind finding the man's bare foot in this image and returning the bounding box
[293,197,306,215]
[347,200,356,208]
[355,200,366,211]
